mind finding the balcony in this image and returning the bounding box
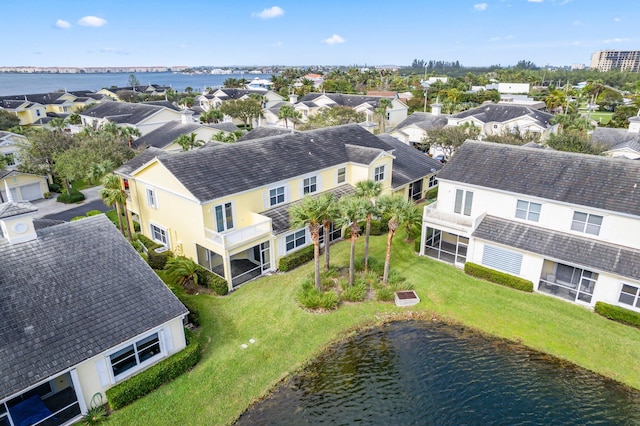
[205,212,272,250]
[423,202,483,234]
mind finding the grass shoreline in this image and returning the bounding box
[107,234,640,425]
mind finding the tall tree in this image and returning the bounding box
[200,108,223,124]
[17,128,74,180]
[53,146,88,195]
[318,192,340,272]
[335,195,369,286]
[422,122,480,159]
[375,98,392,133]
[220,98,263,129]
[99,173,132,240]
[0,110,20,130]
[297,106,365,131]
[174,132,204,151]
[127,73,140,87]
[277,105,301,129]
[289,196,325,291]
[355,180,382,271]
[377,195,420,284]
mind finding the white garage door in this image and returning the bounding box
[19,183,44,201]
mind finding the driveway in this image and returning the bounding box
[31,186,110,221]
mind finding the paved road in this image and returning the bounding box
[31,185,111,221]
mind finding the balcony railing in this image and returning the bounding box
[423,202,477,233]
[205,213,272,249]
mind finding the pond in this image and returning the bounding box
[236,321,640,425]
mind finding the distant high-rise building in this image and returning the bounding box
[590,50,640,72]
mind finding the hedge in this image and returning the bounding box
[425,186,438,200]
[594,302,640,328]
[56,188,85,204]
[464,262,533,292]
[279,245,314,272]
[147,249,173,270]
[194,266,229,296]
[106,332,201,410]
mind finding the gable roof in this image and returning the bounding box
[238,126,295,141]
[452,104,553,128]
[299,93,396,109]
[591,127,640,152]
[116,147,166,176]
[0,214,187,399]
[474,215,640,281]
[125,124,393,203]
[438,141,640,217]
[80,101,175,125]
[377,134,443,188]
[133,121,208,149]
[395,112,448,131]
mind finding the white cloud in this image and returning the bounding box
[603,38,630,44]
[253,6,284,19]
[55,19,71,29]
[78,16,107,27]
[474,3,487,11]
[323,34,345,45]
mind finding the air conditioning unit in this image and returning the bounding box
[154,246,169,253]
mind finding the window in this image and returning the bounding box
[4,153,15,166]
[337,167,346,184]
[286,229,306,252]
[454,189,473,216]
[36,109,42,117]
[482,245,523,275]
[269,186,285,206]
[619,283,640,309]
[428,175,438,188]
[515,200,541,222]
[374,165,385,182]
[150,223,168,246]
[146,188,157,208]
[303,176,317,194]
[214,202,234,232]
[571,211,602,235]
[109,333,161,378]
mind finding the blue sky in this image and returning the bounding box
[1,0,637,68]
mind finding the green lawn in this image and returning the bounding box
[107,235,640,425]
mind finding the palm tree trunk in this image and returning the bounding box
[383,228,395,285]
[323,222,331,271]
[364,214,371,272]
[349,230,357,286]
[122,202,133,241]
[114,201,125,236]
[312,232,321,291]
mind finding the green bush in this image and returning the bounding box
[56,188,85,203]
[136,233,162,251]
[296,283,339,310]
[464,262,533,292]
[414,238,421,252]
[86,210,103,216]
[355,257,384,275]
[194,266,228,295]
[425,186,438,200]
[71,215,86,221]
[387,270,406,285]
[376,287,395,302]
[48,182,63,193]
[341,282,367,302]
[279,245,314,272]
[179,298,201,327]
[106,336,201,410]
[594,302,640,328]
[147,249,173,270]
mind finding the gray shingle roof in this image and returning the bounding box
[452,104,553,128]
[115,147,166,176]
[438,141,640,217]
[238,126,295,142]
[133,121,208,149]
[299,93,394,109]
[81,101,173,125]
[261,184,356,234]
[0,201,37,219]
[473,215,640,281]
[395,112,448,131]
[377,134,443,188]
[591,127,640,152]
[0,214,187,399]
[151,124,393,203]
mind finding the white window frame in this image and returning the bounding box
[107,331,164,382]
[428,175,438,188]
[454,189,473,216]
[269,185,286,207]
[374,165,385,182]
[213,201,234,232]
[618,282,640,311]
[303,176,318,195]
[337,167,346,184]
[150,223,169,247]
[571,211,603,236]
[285,229,306,252]
[146,187,157,208]
[515,199,541,222]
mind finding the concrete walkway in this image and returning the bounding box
[31,186,109,221]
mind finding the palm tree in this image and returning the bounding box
[99,174,131,240]
[318,193,340,272]
[174,132,204,151]
[165,256,199,291]
[86,159,114,185]
[374,98,392,133]
[278,105,301,129]
[200,108,223,124]
[290,196,324,291]
[335,195,369,286]
[355,180,382,272]
[377,195,421,284]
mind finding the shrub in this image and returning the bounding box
[57,188,85,203]
[194,266,228,295]
[464,262,533,292]
[147,249,173,270]
[414,238,421,253]
[341,282,367,302]
[71,215,86,221]
[136,233,162,251]
[81,405,108,425]
[179,297,200,327]
[48,182,63,193]
[594,302,640,328]
[296,284,339,310]
[279,245,314,272]
[425,186,438,200]
[355,257,384,275]
[86,210,103,216]
[387,270,406,285]
[376,287,395,302]
[106,334,201,410]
